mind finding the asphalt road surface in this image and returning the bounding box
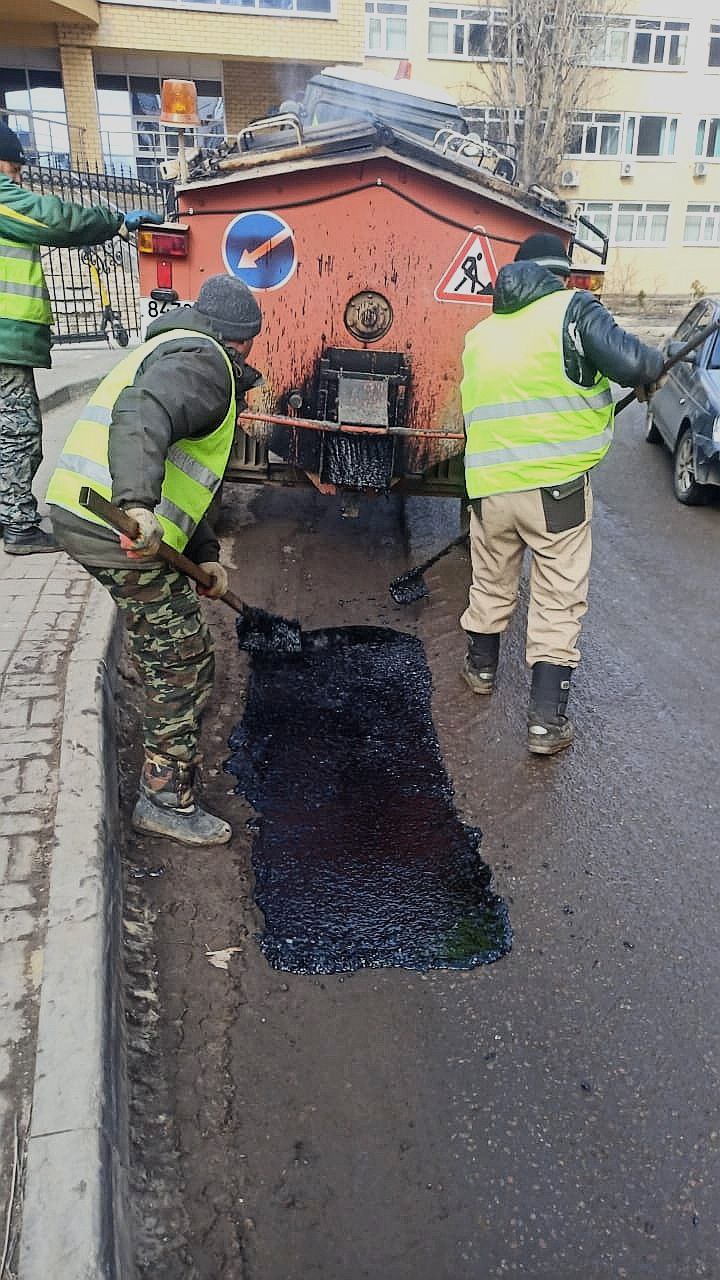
[45,394,719,1280]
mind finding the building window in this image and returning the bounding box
[615,202,669,244]
[566,111,621,157]
[578,200,669,246]
[0,63,70,167]
[365,2,407,55]
[624,114,677,158]
[586,15,688,68]
[428,5,508,60]
[709,22,720,68]
[696,118,720,159]
[99,0,331,10]
[96,71,224,179]
[462,105,523,147]
[684,204,720,245]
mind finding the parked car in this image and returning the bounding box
[647,297,720,504]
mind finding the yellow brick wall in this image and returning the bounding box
[57,41,104,168]
[223,60,317,134]
[57,0,364,64]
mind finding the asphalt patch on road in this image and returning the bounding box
[225,625,511,974]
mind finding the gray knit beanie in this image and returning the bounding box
[195,274,262,341]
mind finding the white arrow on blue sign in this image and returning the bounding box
[222,210,297,292]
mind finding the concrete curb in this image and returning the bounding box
[17,584,130,1280]
[39,376,108,416]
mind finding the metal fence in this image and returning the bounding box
[24,163,173,344]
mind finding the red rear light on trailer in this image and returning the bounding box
[138,227,189,257]
[567,268,605,295]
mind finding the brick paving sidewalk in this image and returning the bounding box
[0,547,94,1239]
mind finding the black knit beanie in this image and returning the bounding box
[0,123,26,166]
[514,233,571,277]
[195,274,262,341]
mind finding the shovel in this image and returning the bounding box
[79,486,302,654]
[389,317,720,606]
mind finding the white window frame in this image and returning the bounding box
[587,14,689,70]
[709,22,720,70]
[578,200,670,247]
[98,0,334,14]
[696,118,720,160]
[565,111,622,158]
[427,5,508,61]
[684,204,720,246]
[365,2,408,56]
[623,113,677,160]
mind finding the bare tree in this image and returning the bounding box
[468,0,614,189]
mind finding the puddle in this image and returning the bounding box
[225,626,511,974]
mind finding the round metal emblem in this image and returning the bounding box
[344,291,393,342]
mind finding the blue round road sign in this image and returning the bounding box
[222,210,297,292]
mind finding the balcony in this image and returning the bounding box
[0,0,99,23]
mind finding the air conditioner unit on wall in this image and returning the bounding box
[620,160,635,178]
[694,160,708,178]
[560,168,580,188]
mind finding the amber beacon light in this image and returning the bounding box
[160,79,200,127]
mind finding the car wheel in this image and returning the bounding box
[646,411,662,444]
[673,428,706,505]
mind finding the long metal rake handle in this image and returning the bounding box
[614,317,720,415]
[79,486,247,615]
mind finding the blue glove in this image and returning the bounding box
[123,210,164,231]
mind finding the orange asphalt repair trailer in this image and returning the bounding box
[138,114,606,499]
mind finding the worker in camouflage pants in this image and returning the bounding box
[0,366,44,537]
[88,566,215,791]
[47,275,264,848]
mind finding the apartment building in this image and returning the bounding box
[365,1,720,296]
[0,0,717,295]
[0,0,364,176]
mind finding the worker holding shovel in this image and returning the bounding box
[459,233,665,755]
[46,275,263,846]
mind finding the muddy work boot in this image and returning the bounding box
[132,753,232,847]
[527,662,574,755]
[462,631,500,695]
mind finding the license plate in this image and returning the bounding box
[139,297,191,335]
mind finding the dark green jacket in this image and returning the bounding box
[0,175,123,369]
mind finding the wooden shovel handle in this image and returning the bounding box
[78,486,246,614]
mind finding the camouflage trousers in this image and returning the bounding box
[0,363,43,531]
[88,563,215,764]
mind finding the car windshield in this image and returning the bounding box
[707,332,720,371]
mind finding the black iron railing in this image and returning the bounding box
[23,163,174,344]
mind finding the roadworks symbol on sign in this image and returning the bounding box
[434,228,498,305]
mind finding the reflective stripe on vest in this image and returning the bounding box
[0,235,52,326]
[45,329,236,551]
[461,289,614,499]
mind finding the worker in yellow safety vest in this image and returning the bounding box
[460,233,665,755]
[46,275,263,847]
[0,121,161,554]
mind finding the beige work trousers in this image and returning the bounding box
[460,478,593,668]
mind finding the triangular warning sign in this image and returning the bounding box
[434,227,498,305]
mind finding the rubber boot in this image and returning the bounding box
[527,662,574,755]
[462,631,500,695]
[3,526,58,555]
[132,753,232,847]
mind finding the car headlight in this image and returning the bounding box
[713,416,720,444]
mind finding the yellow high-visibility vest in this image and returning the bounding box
[0,235,52,325]
[46,329,236,551]
[462,290,614,498]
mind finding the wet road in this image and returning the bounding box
[117,400,720,1280]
